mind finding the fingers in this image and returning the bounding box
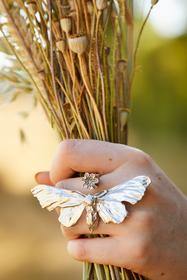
[67,237,131,267]
[50,139,135,184]
[56,162,138,195]
[67,237,115,264]
[56,174,111,194]
[60,217,116,239]
[67,235,152,273]
[35,171,52,185]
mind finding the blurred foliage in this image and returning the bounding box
[131,30,187,140]
[0,51,35,105]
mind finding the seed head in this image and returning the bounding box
[60,17,72,34]
[96,0,108,10]
[56,39,66,53]
[151,0,159,5]
[68,35,88,55]
[87,1,93,14]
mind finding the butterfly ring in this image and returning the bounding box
[31,176,151,232]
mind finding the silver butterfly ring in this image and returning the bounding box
[31,176,151,231]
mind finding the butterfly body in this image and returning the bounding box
[31,176,151,231]
[83,194,97,206]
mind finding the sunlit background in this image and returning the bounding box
[0,1,187,279]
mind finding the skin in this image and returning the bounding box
[35,139,187,280]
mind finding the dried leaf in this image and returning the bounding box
[18,111,29,118]
[19,128,26,143]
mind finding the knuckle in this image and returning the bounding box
[134,211,155,230]
[60,225,79,240]
[134,239,150,265]
[59,139,79,157]
[140,211,155,229]
[132,149,152,167]
[143,212,154,229]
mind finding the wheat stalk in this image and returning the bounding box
[0,0,158,279]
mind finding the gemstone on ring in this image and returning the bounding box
[82,172,100,190]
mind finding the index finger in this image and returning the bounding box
[50,139,135,184]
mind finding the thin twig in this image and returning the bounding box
[134,5,154,66]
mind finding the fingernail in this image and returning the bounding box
[34,172,42,182]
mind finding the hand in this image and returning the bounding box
[36,139,187,280]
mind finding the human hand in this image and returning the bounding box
[36,139,187,280]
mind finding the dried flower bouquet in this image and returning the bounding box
[0,0,158,279]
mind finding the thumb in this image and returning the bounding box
[35,171,53,185]
[67,237,122,266]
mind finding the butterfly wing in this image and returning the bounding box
[59,204,85,227]
[31,185,85,211]
[97,200,127,224]
[31,185,86,227]
[100,176,151,205]
[96,176,151,225]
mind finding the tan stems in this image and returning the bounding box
[134,5,154,67]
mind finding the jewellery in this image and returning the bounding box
[31,176,151,232]
[82,172,100,190]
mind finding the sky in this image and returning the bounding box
[135,0,187,38]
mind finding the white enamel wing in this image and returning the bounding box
[31,176,151,230]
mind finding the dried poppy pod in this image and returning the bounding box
[96,0,108,10]
[26,0,37,16]
[117,59,127,73]
[68,35,88,55]
[69,0,75,11]
[38,69,46,81]
[60,17,72,34]
[56,39,66,53]
[87,1,93,14]
[151,0,159,5]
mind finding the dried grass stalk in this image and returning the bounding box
[0,0,157,279]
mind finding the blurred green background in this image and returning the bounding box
[0,0,187,279]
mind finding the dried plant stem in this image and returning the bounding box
[103,265,111,280]
[109,266,116,280]
[48,0,66,131]
[134,5,154,67]
[125,0,134,107]
[78,54,106,140]
[94,264,104,280]
[95,11,108,140]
